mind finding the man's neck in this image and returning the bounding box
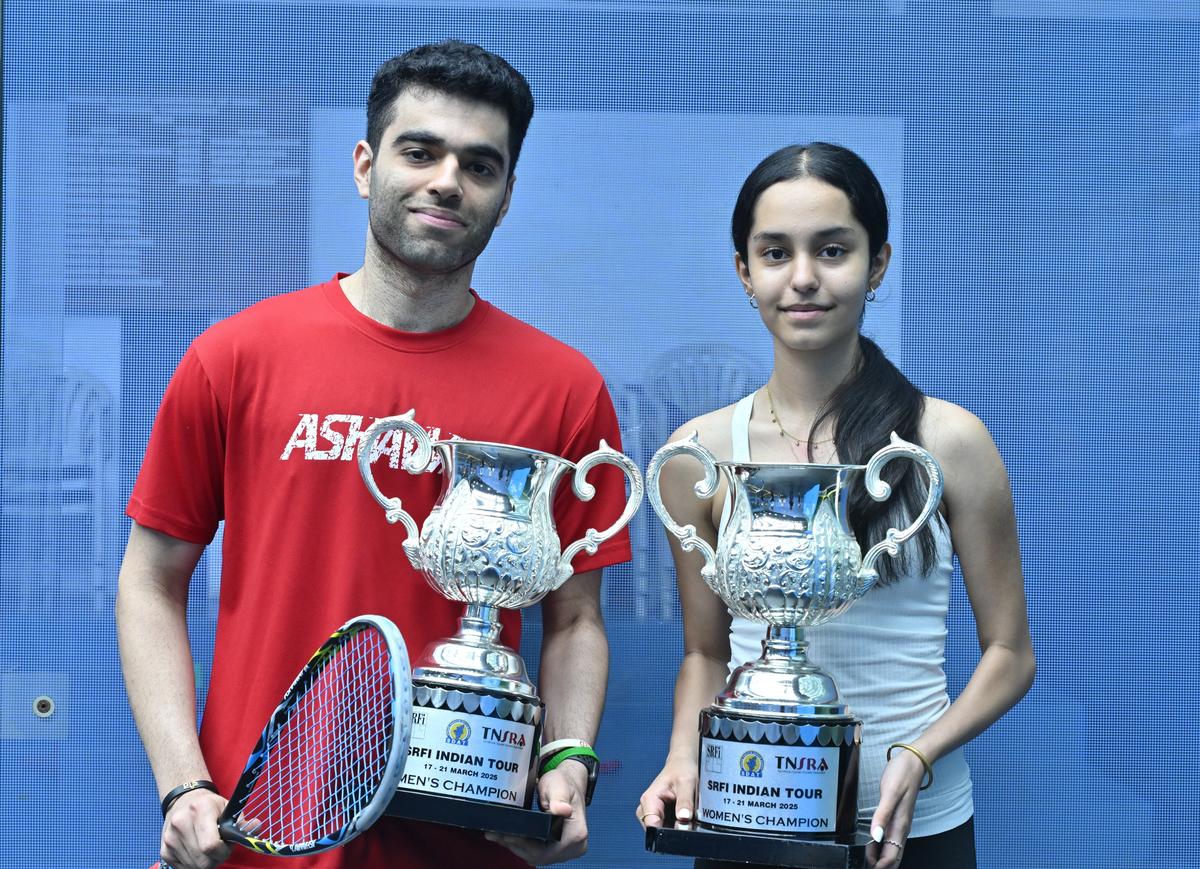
[341,241,477,333]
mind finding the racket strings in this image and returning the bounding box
[235,626,396,846]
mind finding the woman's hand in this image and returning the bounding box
[636,751,699,829]
[865,748,926,869]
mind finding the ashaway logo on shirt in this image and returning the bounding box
[279,413,449,470]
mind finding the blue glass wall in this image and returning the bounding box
[3,3,1197,866]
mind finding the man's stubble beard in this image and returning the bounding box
[368,196,503,277]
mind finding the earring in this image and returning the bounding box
[866,285,878,303]
[748,294,759,309]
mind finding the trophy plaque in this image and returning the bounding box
[358,410,642,834]
[645,432,942,843]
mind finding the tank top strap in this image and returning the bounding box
[730,391,755,462]
[719,391,758,534]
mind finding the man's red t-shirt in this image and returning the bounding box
[128,276,632,868]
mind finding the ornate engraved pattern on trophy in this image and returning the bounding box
[715,470,866,627]
[418,466,563,609]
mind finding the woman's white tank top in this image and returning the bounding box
[722,392,973,837]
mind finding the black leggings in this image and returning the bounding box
[893,816,977,869]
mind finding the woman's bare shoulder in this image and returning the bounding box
[920,396,1002,470]
[665,402,739,461]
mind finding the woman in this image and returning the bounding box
[636,143,1035,869]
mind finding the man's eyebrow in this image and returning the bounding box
[391,129,444,149]
[390,130,506,167]
[461,143,506,167]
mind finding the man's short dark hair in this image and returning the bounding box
[367,40,535,174]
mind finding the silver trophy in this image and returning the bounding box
[646,432,942,839]
[358,410,643,810]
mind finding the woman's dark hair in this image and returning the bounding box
[732,142,938,584]
[367,40,535,175]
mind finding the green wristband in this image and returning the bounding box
[539,745,599,773]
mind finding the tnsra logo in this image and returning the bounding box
[482,725,526,748]
[446,719,471,746]
[739,750,764,778]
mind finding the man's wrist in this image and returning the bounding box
[546,756,592,808]
[538,738,592,764]
[539,743,598,805]
[553,756,590,786]
[160,779,219,817]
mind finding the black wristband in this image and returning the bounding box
[160,779,218,818]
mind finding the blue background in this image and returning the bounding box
[3,2,1198,867]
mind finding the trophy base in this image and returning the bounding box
[695,707,861,841]
[385,789,563,842]
[398,680,543,810]
[645,824,869,869]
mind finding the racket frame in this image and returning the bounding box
[216,614,412,855]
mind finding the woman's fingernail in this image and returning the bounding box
[677,808,692,821]
[872,825,885,843]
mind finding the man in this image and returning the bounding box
[117,41,629,869]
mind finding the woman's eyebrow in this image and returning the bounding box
[751,230,791,243]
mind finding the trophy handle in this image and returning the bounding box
[644,432,719,586]
[556,440,645,587]
[857,431,945,595]
[357,410,434,568]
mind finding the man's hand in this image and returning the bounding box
[160,788,231,869]
[486,761,590,866]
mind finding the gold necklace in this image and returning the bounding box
[763,385,835,450]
